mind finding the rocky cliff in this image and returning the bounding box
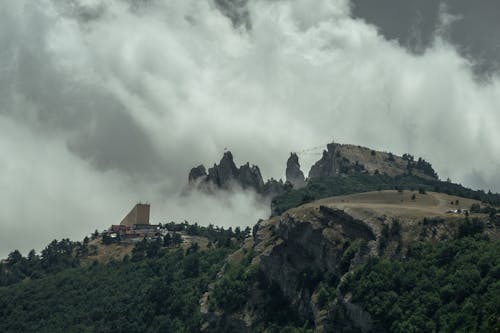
[203,190,493,332]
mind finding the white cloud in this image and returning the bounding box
[1,0,500,256]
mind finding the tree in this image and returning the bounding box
[27,249,37,261]
[146,238,162,258]
[163,234,172,247]
[132,238,147,261]
[7,250,23,265]
[172,233,183,247]
[102,234,113,245]
[457,218,484,238]
[186,242,199,255]
[470,203,481,213]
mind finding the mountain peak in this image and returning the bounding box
[286,152,305,189]
[308,142,438,180]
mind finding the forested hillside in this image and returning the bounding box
[1,176,499,332]
[0,245,229,332]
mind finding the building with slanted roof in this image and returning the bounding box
[120,203,150,228]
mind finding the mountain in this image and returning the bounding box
[308,143,438,180]
[187,151,287,198]
[187,142,439,201]
[1,144,499,332]
[203,190,499,332]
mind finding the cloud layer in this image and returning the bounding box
[1,0,500,257]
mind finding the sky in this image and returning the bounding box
[1,0,500,258]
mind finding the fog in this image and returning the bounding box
[1,0,500,257]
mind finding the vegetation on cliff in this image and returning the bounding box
[340,231,500,332]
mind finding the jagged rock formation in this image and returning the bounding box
[207,151,240,189]
[188,143,439,203]
[188,165,207,183]
[308,143,438,180]
[238,163,265,192]
[286,153,306,189]
[188,151,285,198]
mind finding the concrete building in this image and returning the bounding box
[120,203,150,227]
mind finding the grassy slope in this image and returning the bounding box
[272,174,500,215]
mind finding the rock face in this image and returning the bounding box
[188,165,207,183]
[251,206,376,332]
[308,142,438,180]
[188,151,285,197]
[308,143,343,179]
[203,191,480,332]
[238,163,265,192]
[286,153,305,189]
[207,151,240,189]
[204,204,379,332]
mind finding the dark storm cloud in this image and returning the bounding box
[351,0,500,75]
[0,1,167,178]
[214,0,251,29]
[1,0,500,258]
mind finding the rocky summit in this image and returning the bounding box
[188,142,439,201]
[309,143,438,180]
[286,153,306,189]
[188,151,286,198]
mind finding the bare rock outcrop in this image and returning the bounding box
[238,163,265,192]
[308,143,363,179]
[188,151,285,197]
[188,165,207,183]
[286,153,306,189]
[308,142,438,180]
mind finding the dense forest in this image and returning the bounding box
[341,234,500,332]
[0,245,229,332]
[0,222,243,333]
[0,222,310,332]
